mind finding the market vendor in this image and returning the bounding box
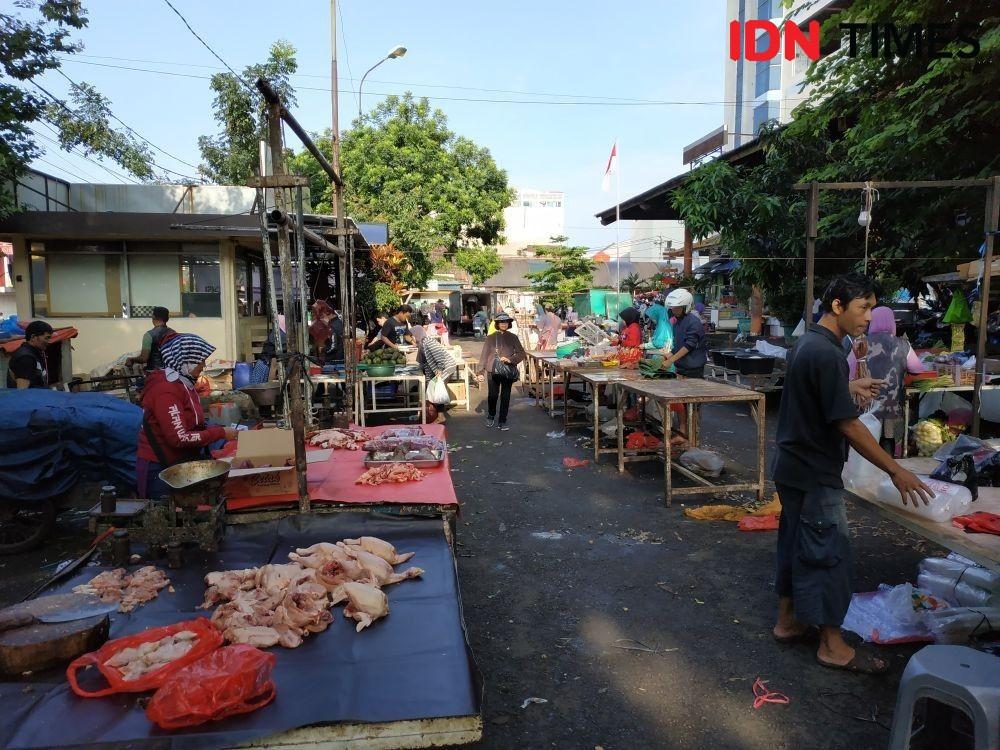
[374,305,413,350]
[366,313,389,351]
[614,306,643,363]
[309,300,336,364]
[7,320,52,389]
[125,307,175,371]
[658,288,707,378]
[250,316,287,384]
[136,333,236,498]
[771,273,931,675]
[411,325,457,424]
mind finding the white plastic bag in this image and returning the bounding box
[427,376,451,405]
[753,340,787,359]
[678,448,724,478]
[917,572,998,608]
[925,606,1000,644]
[872,475,973,522]
[841,584,948,644]
[841,411,884,491]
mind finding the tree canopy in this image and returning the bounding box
[197,41,297,185]
[1,0,158,215]
[452,246,503,285]
[672,0,999,323]
[526,243,596,310]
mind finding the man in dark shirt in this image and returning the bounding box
[8,320,53,388]
[660,287,707,377]
[377,305,413,350]
[125,307,175,371]
[772,273,931,674]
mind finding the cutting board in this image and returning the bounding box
[0,594,111,675]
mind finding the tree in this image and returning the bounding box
[453,246,502,285]
[526,244,595,310]
[197,41,297,185]
[1,1,157,215]
[334,94,513,289]
[672,0,999,322]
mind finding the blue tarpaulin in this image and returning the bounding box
[0,390,141,501]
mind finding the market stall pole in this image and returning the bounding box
[795,176,1000,436]
[615,379,766,506]
[848,457,1000,572]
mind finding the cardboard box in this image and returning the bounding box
[224,428,329,498]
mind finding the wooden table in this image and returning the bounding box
[525,350,561,416]
[451,358,477,413]
[901,384,1000,457]
[706,363,784,393]
[356,373,426,426]
[571,368,645,462]
[848,457,1000,572]
[615,378,767,506]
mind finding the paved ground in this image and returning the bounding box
[0,346,943,750]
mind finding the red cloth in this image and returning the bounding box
[619,322,642,348]
[221,424,459,510]
[952,512,1000,536]
[738,514,780,532]
[0,326,77,354]
[137,370,226,465]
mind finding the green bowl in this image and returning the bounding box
[365,364,396,377]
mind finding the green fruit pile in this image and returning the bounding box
[362,349,407,366]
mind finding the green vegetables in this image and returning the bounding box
[362,349,407,366]
[639,357,673,379]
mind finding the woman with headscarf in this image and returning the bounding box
[309,300,335,364]
[614,306,644,366]
[476,312,526,431]
[847,306,925,456]
[644,299,673,351]
[135,334,236,498]
[412,325,457,424]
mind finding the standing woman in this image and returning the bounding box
[476,312,526,431]
[614,306,643,364]
[136,334,236,498]
[411,325,457,424]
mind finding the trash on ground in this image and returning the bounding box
[520,697,548,709]
[546,430,566,439]
[678,448,724,477]
[841,583,949,644]
[563,457,589,468]
[752,678,789,709]
[684,495,781,522]
[531,531,564,540]
[737,514,780,532]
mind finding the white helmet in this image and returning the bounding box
[664,288,694,313]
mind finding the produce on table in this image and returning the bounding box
[913,417,951,457]
[639,356,673,379]
[361,349,407,366]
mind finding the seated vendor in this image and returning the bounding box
[125,306,175,372]
[8,320,53,389]
[136,334,236,498]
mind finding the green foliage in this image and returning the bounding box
[354,278,401,319]
[198,41,297,185]
[453,246,502,285]
[673,0,999,324]
[526,245,595,310]
[1,1,156,215]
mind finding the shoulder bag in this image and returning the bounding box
[491,334,518,381]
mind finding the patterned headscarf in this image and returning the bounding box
[160,334,216,386]
[410,325,427,344]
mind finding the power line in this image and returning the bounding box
[53,68,202,174]
[29,128,104,181]
[32,156,92,183]
[57,58,816,107]
[29,101,139,184]
[337,2,355,92]
[159,0,256,95]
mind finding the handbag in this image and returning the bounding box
[491,335,519,381]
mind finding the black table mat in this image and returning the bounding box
[0,513,481,750]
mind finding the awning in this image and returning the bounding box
[0,326,78,354]
[693,258,739,276]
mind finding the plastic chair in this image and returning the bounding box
[888,645,1000,750]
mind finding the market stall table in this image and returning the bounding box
[615,379,766,506]
[524,351,561,416]
[357,372,426,426]
[848,456,1000,572]
[572,368,645,463]
[0,513,482,750]
[705,362,784,393]
[902,383,1000,457]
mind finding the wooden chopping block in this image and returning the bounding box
[0,594,111,675]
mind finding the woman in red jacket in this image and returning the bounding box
[135,334,236,498]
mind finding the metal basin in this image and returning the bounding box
[158,460,230,508]
[239,382,281,407]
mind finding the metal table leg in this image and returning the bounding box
[617,391,626,473]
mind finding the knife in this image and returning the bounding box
[0,597,118,633]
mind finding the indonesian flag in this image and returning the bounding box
[601,141,617,192]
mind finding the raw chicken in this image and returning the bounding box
[340,545,423,587]
[340,536,415,565]
[201,567,259,607]
[73,569,128,603]
[315,558,366,588]
[355,463,427,486]
[255,564,316,601]
[104,630,198,681]
[288,542,353,570]
[73,566,170,613]
[223,625,282,649]
[308,428,367,450]
[329,581,389,632]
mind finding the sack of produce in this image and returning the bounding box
[145,645,276,730]
[67,618,223,697]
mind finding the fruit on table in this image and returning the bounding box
[361,349,406,366]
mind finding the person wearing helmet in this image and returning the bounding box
[660,288,708,378]
[476,312,526,431]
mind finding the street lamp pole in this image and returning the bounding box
[358,45,407,119]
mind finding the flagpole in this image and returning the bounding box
[614,140,621,300]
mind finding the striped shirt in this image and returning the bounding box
[418,339,457,380]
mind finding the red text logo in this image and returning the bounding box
[729,20,820,62]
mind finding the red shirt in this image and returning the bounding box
[137,370,225,465]
[619,322,642,348]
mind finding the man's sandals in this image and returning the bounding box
[816,646,889,675]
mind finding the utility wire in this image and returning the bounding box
[337,2,355,90]
[53,67,202,174]
[159,0,253,90]
[29,128,104,182]
[32,156,92,183]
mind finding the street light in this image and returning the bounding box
[358,45,407,118]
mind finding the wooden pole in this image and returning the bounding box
[682,224,693,277]
[972,175,1000,436]
[267,103,311,513]
[750,285,763,336]
[804,182,818,327]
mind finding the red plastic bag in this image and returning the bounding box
[67,618,223,697]
[738,514,780,532]
[626,432,663,451]
[146,645,276,730]
[563,457,589,468]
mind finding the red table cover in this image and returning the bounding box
[219,424,458,511]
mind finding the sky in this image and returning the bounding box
[26,0,727,250]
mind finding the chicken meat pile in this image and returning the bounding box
[201,536,424,643]
[355,463,427,486]
[73,566,171,613]
[105,631,198,681]
[308,428,368,450]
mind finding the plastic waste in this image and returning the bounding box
[917,572,998,608]
[427,375,451,405]
[871,475,972,522]
[925,606,1000,644]
[841,411,884,491]
[678,448,724,478]
[841,583,949,644]
[753,340,788,359]
[918,555,1000,595]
